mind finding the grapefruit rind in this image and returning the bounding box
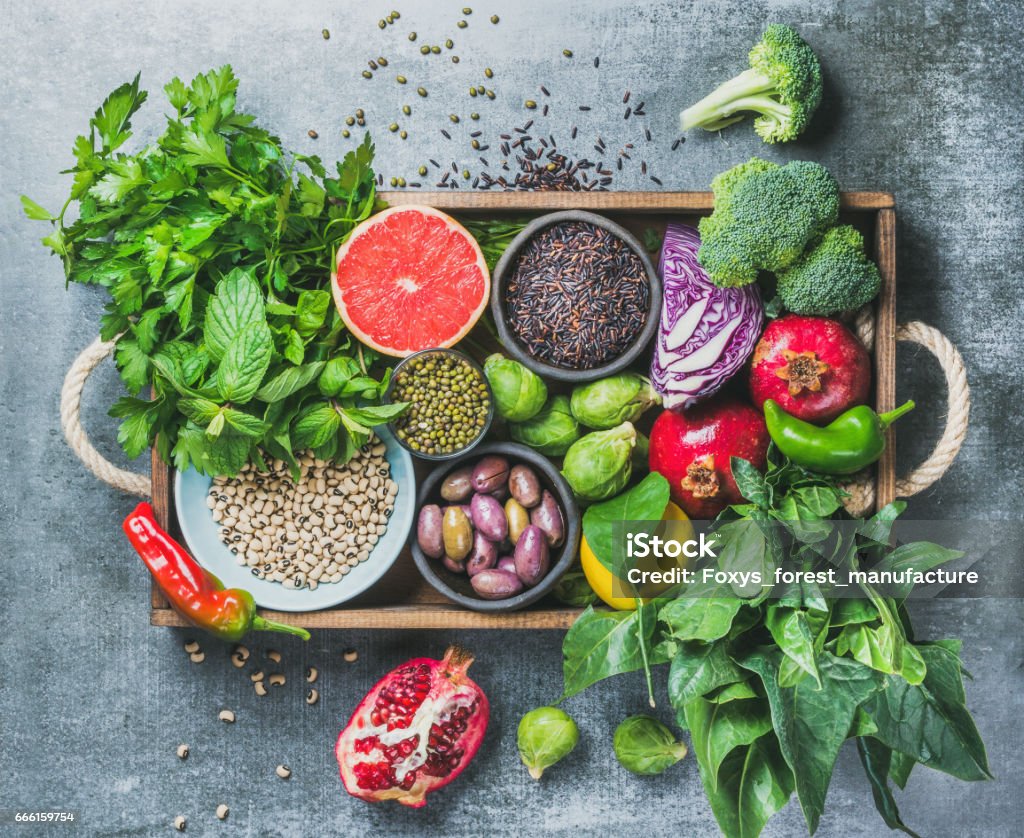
[332,205,491,358]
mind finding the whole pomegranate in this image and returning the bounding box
[336,646,489,808]
[749,314,870,424]
[649,397,769,518]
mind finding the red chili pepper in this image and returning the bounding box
[124,502,310,642]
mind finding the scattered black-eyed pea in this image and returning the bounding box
[255,681,268,696]
[306,688,320,705]
[189,651,205,664]
[218,709,236,723]
[250,669,265,682]
[184,640,200,654]
[216,804,229,821]
[176,744,189,760]
[343,648,358,662]
[269,673,286,687]
[174,815,186,831]
[267,649,282,663]
[231,645,249,668]
[276,765,292,780]
[305,666,318,683]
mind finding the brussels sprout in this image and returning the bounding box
[484,353,548,422]
[509,395,580,456]
[517,706,580,779]
[569,374,661,430]
[561,422,637,501]
[613,715,687,776]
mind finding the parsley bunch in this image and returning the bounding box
[24,67,406,477]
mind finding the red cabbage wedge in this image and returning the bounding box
[651,223,763,408]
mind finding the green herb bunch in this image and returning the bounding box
[23,67,406,476]
[563,449,989,837]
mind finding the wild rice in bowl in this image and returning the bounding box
[205,437,398,590]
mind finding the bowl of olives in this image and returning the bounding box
[411,443,581,612]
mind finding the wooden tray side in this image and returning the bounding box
[151,192,897,630]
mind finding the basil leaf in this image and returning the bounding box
[561,602,663,700]
[254,361,325,403]
[204,269,264,361]
[215,320,273,403]
[863,643,991,781]
[582,472,670,576]
[738,650,884,833]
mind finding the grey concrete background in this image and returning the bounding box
[1,0,1021,836]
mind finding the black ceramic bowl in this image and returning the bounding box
[410,442,581,613]
[490,210,661,383]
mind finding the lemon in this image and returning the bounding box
[580,502,694,611]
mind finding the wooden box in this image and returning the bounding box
[150,191,896,631]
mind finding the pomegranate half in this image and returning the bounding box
[336,646,489,807]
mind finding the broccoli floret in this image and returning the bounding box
[680,24,823,144]
[697,158,839,287]
[776,225,882,314]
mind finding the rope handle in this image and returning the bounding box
[60,336,151,497]
[842,314,970,516]
[61,323,969,511]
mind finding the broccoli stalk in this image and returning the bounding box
[681,24,823,144]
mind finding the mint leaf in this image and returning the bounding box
[294,289,331,337]
[223,408,269,438]
[292,402,341,449]
[216,320,272,403]
[204,269,264,360]
[343,402,409,425]
[178,397,222,425]
[255,361,325,402]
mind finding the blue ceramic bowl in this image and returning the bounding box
[174,427,415,612]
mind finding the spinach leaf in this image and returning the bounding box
[659,590,743,643]
[863,643,991,781]
[699,735,794,838]
[561,603,664,699]
[739,650,884,833]
[872,542,965,598]
[582,472,670,576]
[856,737,922,837]
[765,605,820,688]
[667,640,746,708]
[684,696,774,787]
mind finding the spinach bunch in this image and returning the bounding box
[24,67,404,476]
[561,446,989,837]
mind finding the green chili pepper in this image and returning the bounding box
[764,398,915,475]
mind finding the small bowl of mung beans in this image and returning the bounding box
[385,348,494,460]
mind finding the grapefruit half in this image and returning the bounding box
[332,205,490,357]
